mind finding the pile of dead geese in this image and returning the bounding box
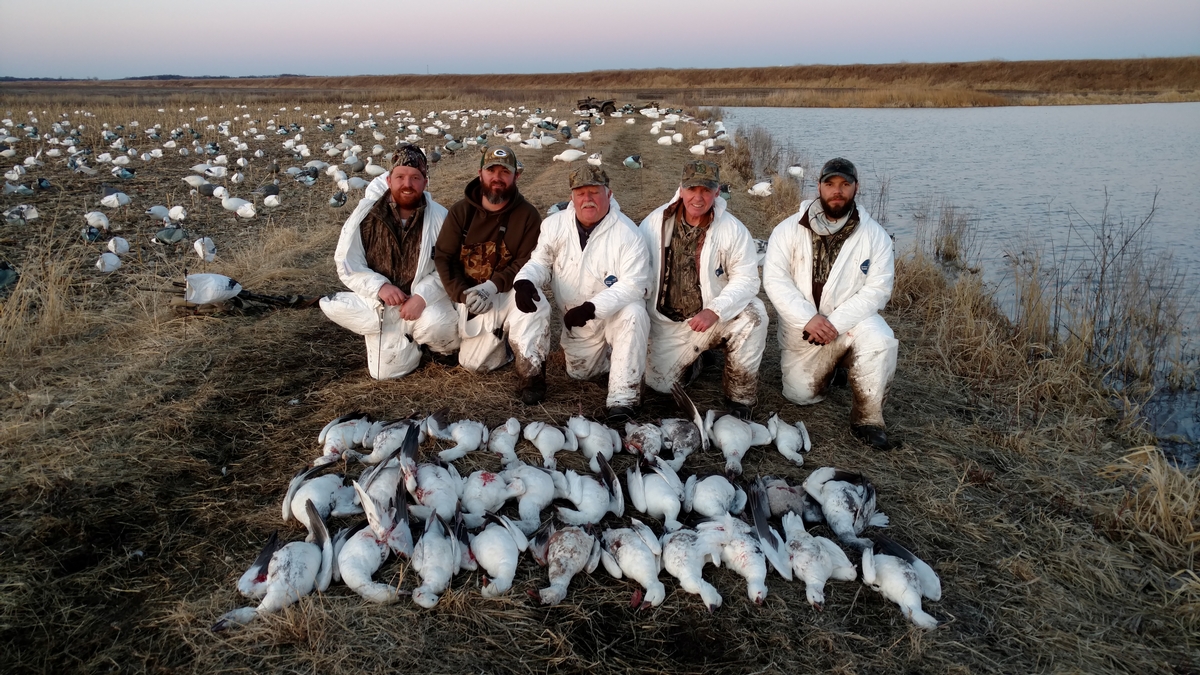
[215,386,940,631]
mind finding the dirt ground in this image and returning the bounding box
[0,97,1195,674]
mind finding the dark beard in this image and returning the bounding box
[819,196,855,220]
[482,180,516,206]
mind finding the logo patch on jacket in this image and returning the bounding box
[715,265,724,277]
[604,275,617,287]
[860,259,870,275]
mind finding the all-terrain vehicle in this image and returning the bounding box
[576,97,617,114]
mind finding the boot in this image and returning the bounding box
[517,368,546,405]
[851,424,891,451]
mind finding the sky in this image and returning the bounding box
[1,0,1197,79]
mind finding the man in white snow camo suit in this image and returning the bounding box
[639,160,767,418]
[319,145,459,379]
[511,165,651,423]
[763,157,898,449]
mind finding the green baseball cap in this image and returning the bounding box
[681,160,720,190]
[481,145,519,173]
[569,165,609,190]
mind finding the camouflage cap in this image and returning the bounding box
[481,145,519,173]
[680,160,720,190]
[819,157,858,184]
[569,164,609,190]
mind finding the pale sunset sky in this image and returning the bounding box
[0,0,1196,78]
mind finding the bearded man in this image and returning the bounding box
[319,145,459,379]
[762,158,898,449]
[434,145,548,402]
[639,160,767,419]
[511,165,650,422]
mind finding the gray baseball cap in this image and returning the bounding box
[819,157,858,183]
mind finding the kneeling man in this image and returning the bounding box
[762,158,897,449]
[640,160,767,418]
[320,145,459,379]
[511,166,650,421]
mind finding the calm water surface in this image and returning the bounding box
[725,103,1200,463]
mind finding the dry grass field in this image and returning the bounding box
[0,92,1197,674]
[3,56,1198,109]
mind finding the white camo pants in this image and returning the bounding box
[456,290,551,378]
[319,291,460,380]
[644,298,769,406]
[778,313,898,427]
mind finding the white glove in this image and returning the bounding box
[463,280,497,314]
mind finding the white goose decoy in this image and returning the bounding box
[599,519,665,609]
[213,500,333,630]
[704,410,772,477]
[84,211,109,230]
[529,520,601,606]
[194,236,216,262]
[553,455,623,525]
[747,180,773,197]
[781,512,856,610]
[282,464,361,539]
[567,415,620,474]
[586,152,602,166]
[410,513,462,608]
[146,205,170,220]
[427,410,489,463]
[338,482,409,604]
[660,527,724,612]
[264,194,282,208]
[523,421,577,470]
[626,456,685,532]
[683,473,747,519]
[767,413,811,466]
[470,513,529,598]
[169,205,187,222]
[499,461,558,535]
[860,534,941,629]
[100,191,131,208]
[106,237,130,256]
[95,252,122,272]
[488,417,522,467]
[802,467,889,551]
[552,149,586,163]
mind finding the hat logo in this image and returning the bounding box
[493,149,508,157]
[860,259,870,275]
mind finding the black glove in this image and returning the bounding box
[513,279,541,314]
[563,302,596,330]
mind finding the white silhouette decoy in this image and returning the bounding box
[861,534,941,629]
[84,211,109,230]
[100,192,131,208]
[107,237,130,255]
[552,149,586,163]
[747,180,773,197]
[96,252,122,272]
[194,237,216,262]
[599,519,665,609]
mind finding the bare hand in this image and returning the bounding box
[801,314,838,345]
[399,293,426,321]
[687,309,719,332]
[378,283,407,307]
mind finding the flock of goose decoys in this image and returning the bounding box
[2,101,784,284]
[215,385,941,632]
